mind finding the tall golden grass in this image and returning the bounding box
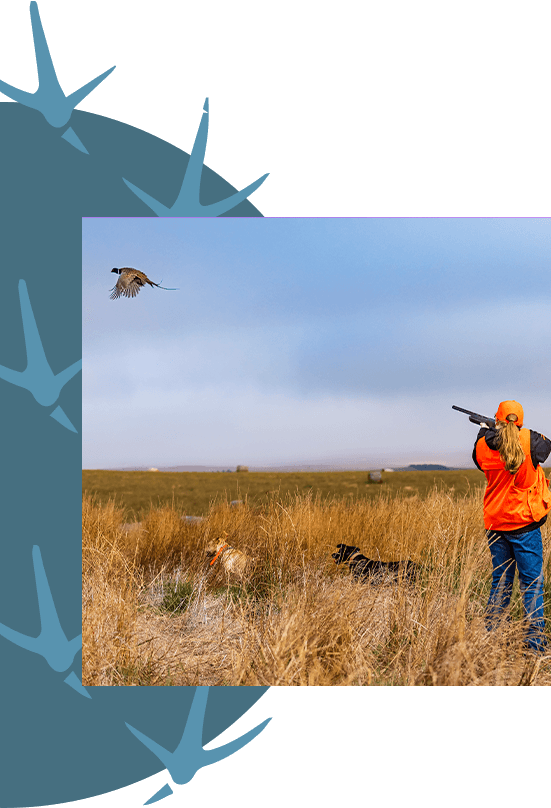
[82,487,551,686]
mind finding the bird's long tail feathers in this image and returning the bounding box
[151,280,179,291]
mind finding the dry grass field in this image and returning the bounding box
[82,472,551,687]
[82,468,487,517]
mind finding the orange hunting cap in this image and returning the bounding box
[495,400,524,427]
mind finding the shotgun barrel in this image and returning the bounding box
[452,405,496,428]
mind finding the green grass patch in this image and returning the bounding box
[159,581,194,615]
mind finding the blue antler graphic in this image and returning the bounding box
[0,280,81,432]
[126,686,271,802]
[0,546,88,697]
[123,98,269,216]
[0,2,115,153]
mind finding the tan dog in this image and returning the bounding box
[205,536,253,581]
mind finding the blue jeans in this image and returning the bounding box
[486,527,547,653]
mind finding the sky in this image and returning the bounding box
[82,217,551,469]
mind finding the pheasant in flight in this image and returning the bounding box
[110,267,178,299]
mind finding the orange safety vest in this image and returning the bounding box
[476,428,551,531]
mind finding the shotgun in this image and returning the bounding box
[452,405,496,428]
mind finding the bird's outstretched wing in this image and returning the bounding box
[110,271,146,299]
[110,269,178,298]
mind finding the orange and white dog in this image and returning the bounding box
[205,536,254,581]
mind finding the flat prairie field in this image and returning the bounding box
[82,468,488,517]
[83,470,551,687]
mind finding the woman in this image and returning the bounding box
[473,400,551,653]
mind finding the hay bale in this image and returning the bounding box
[368,471,382,483]
[236,465,249,472]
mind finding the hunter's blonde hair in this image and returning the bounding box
[495,414,525,473]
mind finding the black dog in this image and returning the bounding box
[332,543,418,583]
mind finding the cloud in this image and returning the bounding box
[83,217,551,466]
[84,298,551,402]
[294,298,551,396]
[83,373,551,469]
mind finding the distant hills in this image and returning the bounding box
[400,464,452,471]
[100,462,457,473]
